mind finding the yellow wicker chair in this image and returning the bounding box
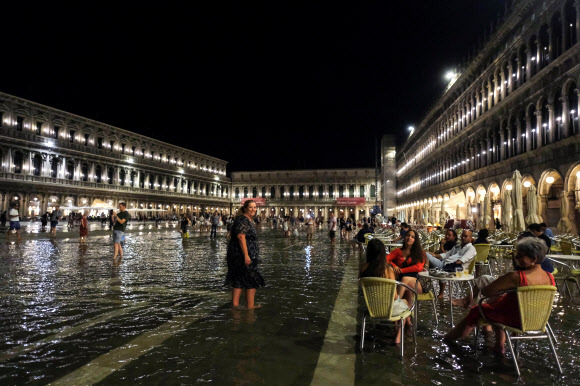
[559,241,572,255]
[360,277,417,357]
[468,244,492,276]
[549,258,580,297]
[413,278,438,330]
[475,285,561,377]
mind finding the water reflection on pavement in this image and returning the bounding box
[0,225,577,384]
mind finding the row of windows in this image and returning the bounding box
[399,0,578,177]
[397,81,579,196]
[234,185,377,199]
[2,150,229,197]
[1,113,226,176]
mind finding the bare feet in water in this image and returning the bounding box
[451,297,472,309]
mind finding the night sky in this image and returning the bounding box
[1,1,504,172]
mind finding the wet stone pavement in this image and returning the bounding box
[0,222,578,385]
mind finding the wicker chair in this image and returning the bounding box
[549,258,580,297]
[360,277,417,357]
[475,285,562,377]
[413,277,438,330]
[469,244,492,276]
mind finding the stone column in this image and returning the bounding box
[535,110,542,149]
[548,104,555,144]
[500,127,506,161]
[526,43,532,78]
[501,69,507,99]
[562,96,570,138]
[526,112,533,152]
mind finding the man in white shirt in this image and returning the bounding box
[427,230,476,299]
[8,203,21,240]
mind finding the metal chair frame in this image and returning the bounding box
[473,287,562,377]
[360,278,418,357]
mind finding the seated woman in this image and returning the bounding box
[360,238,409,343]
[473,228,489,245]
[386,229,426,323]
[444,237,555,354]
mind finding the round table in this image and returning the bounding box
[490,244,514,248]
[418,271,474,326]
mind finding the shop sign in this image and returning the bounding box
[241,197,266,206]
[336,197,365,206]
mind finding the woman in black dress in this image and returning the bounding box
[225,200,265,308]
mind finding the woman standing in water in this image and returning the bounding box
[225,200,265,309]
[79,211,89,243]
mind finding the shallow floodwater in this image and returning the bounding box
[0,224,578,384]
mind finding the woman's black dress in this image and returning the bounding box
[225,215,265,289]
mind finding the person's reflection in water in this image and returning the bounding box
[78,243,88,267]
[233,337,264,384]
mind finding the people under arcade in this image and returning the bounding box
[528,223,552,250]
[427,230,476,299]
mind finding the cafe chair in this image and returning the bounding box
[469,244,492,276]
[413,277,438,330]
[360,277,417,357]
[474,285,562,377]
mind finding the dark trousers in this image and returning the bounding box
[210,224,217,237]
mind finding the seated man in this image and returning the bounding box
[427,230,476,299]
[529,223,551,250]
[392,222,410,243]
[539,222,553,239]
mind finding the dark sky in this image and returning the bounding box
[1,1,504,172]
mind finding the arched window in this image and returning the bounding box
[289,186,295,199]
[243,187,248,198]
[554,90,564,141]
[519,110,527,153]
[235,188,240,199]
[270,186,276,198]
[539,25,550,68]
[119,169,126,185]
[328,186,334,198]
[252,187,257,198]
[370,185,376,198]
[360,185,365,197]
[551,13,563,59]
[308,185,314,198]
[349,185,355,197]
[107,167,114,184]
[338,185,344,198]
[565,0,577,50]
[81,162,89,181]
[299,186,304,198]
[567,82,579,135]
[280,186,285,198]
[518,45,527,84]
[13,151,23,174]
[261,187,266,198]
[528,104,537,149]
[66,160,74,180]
[318,185,324,198]
[541,101,550,145]
[32,154,42,176]
[95,165,102,183]
[51,158,59,178]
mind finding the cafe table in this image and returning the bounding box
[418,271,474,326]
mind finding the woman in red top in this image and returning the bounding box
[444,237,555,354]
[386,229,426,316]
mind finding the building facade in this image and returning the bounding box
[394,0,580,233]
[231,169,380,220]
[0,92,231,217]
